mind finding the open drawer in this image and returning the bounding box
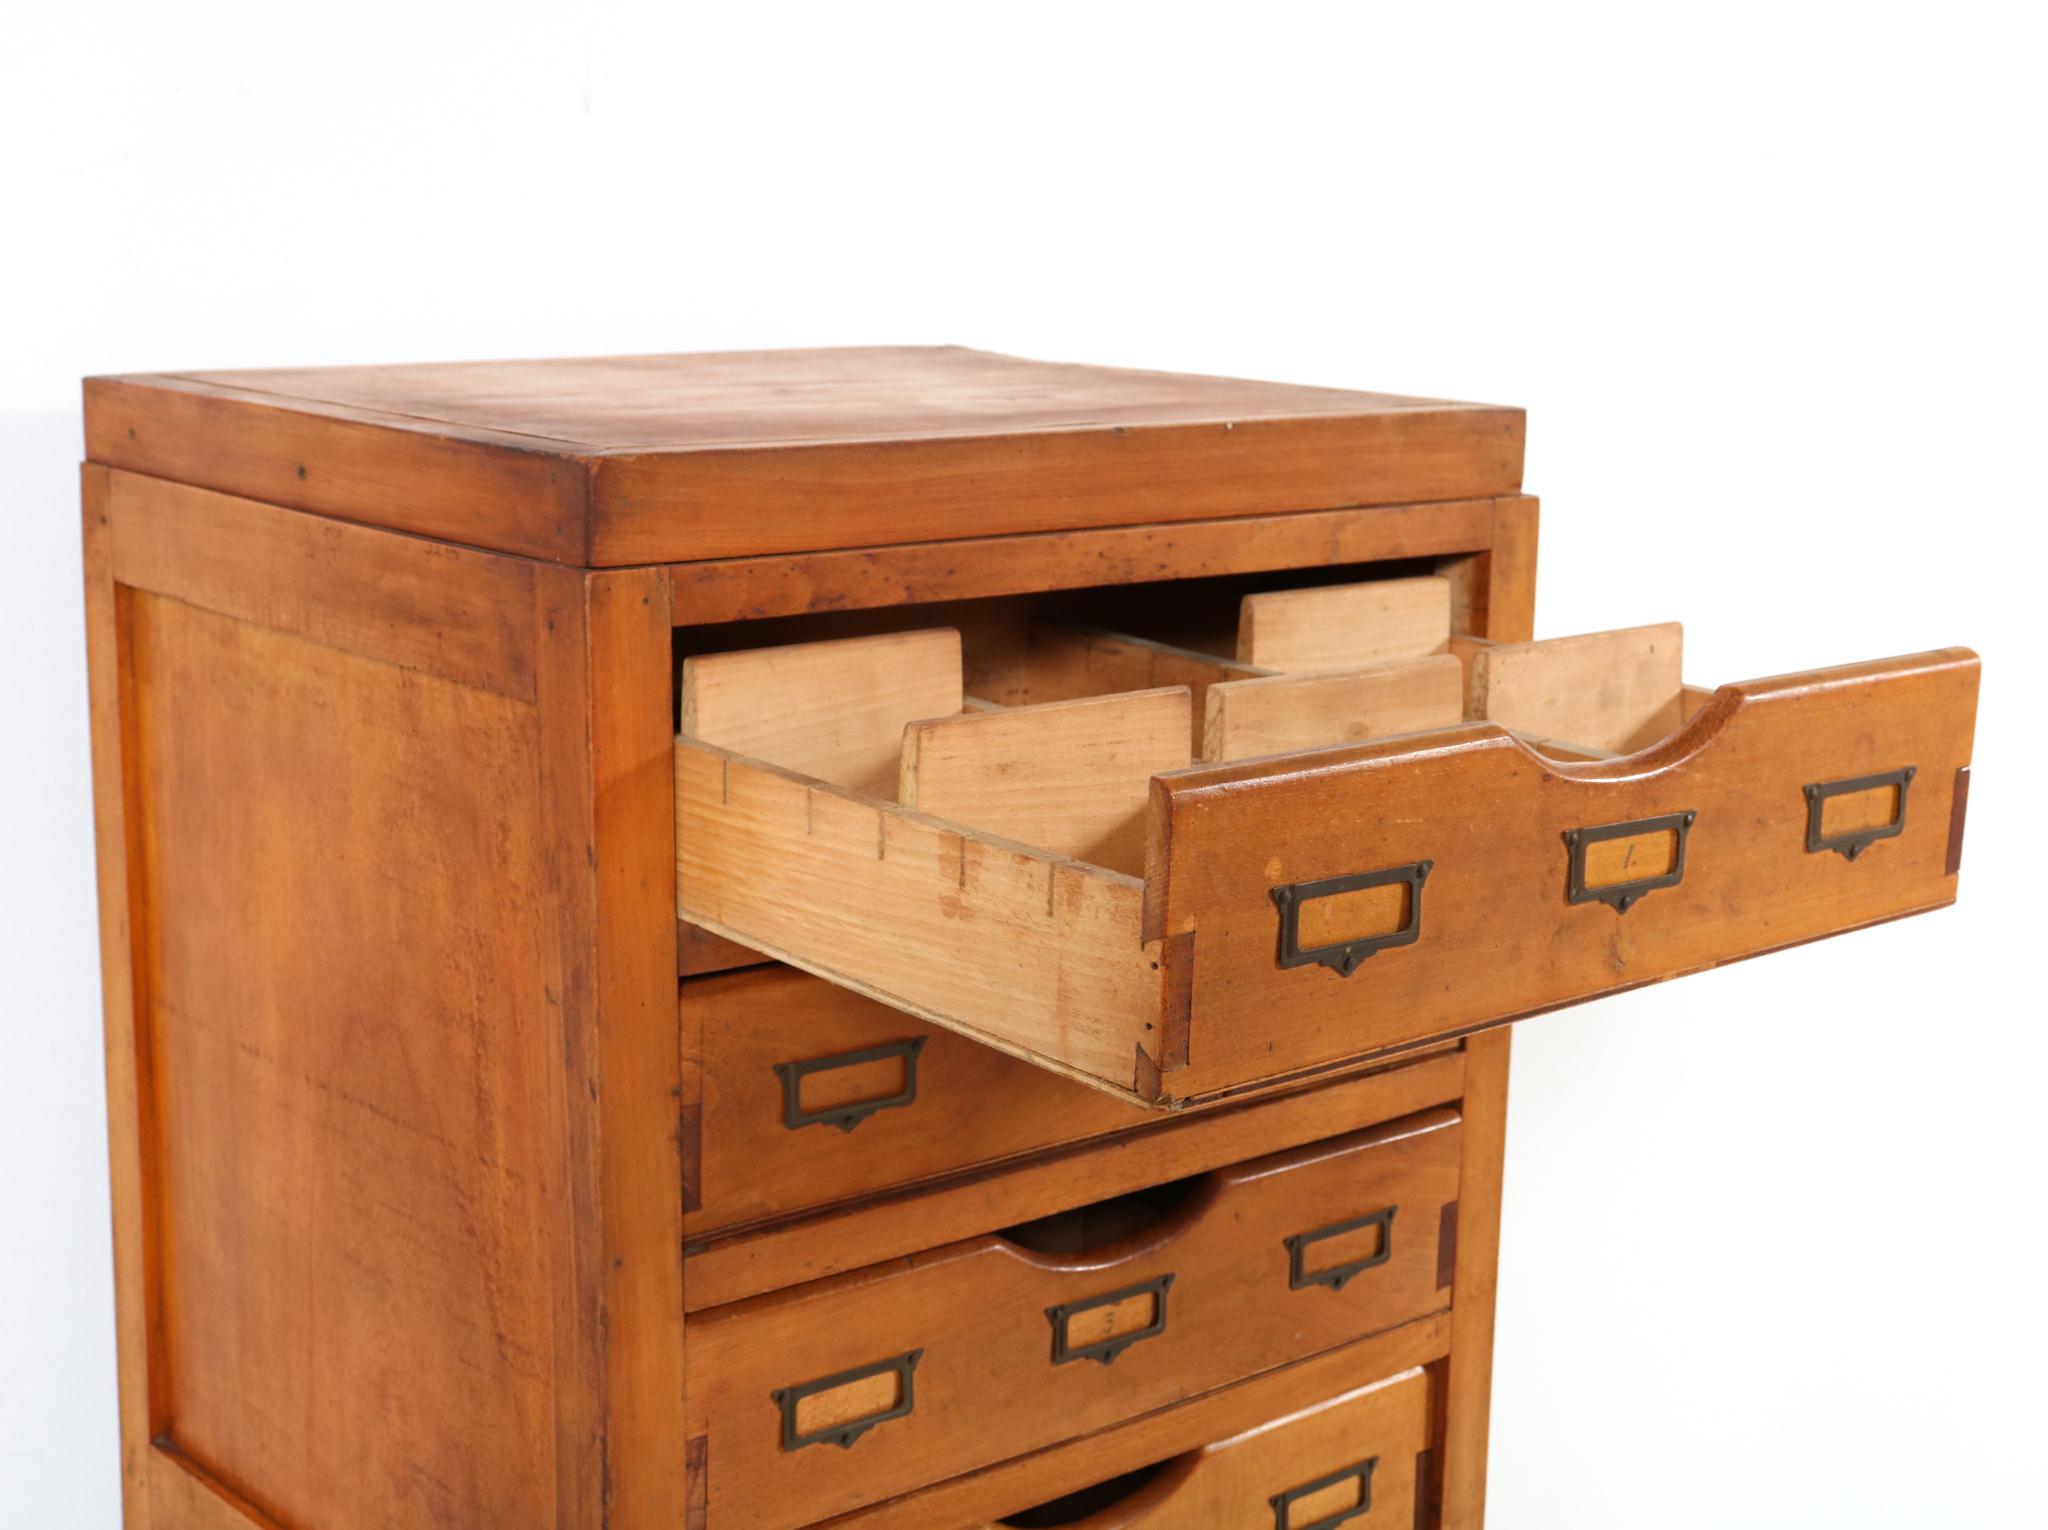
[674,579,1979,1107]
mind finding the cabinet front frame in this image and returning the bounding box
[88,462,1531,1530]
[658,492,1534,1530]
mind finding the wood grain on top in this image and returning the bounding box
[167,347,1477,450]
[86,347,1524,565]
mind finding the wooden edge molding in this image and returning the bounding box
[101,467,541,701]
[146,1446,287,1530]
[663,498,1507,626]
[85,376,594,565]
[87,373,1525,573]
[593,404,1524,564]
[88,454,1528,651]
[1147,648,1979,815]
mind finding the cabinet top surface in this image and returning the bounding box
[86,347,1524,566]
[100,346,1499,450]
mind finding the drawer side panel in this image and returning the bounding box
[675,739,1162,1099]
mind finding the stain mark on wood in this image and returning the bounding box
[684,1436,708,1530]
[1158,929,1196,1073]
[1414,1446,1438,1530]
[1947,766,1971,876]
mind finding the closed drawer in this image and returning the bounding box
[682,965,1162,1241]
[675,605,1978,1107]
[683,1109,1459,1529]
[981,1368,1430,1529]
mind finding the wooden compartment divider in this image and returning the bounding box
[1469,622,1685,755]
[1237,575,1454,671]
[1202,655,1465,763]
[965,623,1264,755]
[900,689,1193,876]
[680,627,965,797]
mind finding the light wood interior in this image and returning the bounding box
[1469,622,1686,755]
[1237,575,1453,670]
[671,611,1708,909]
[675,735,1157,1097]
[968,624,1261,756]
[677,617,1491,880]
[1202,656,1464,763]
[676,604,1703,848]
[901,688,1193,877]
[680,627,964,797]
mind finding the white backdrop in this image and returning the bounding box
[5,4,2042,1525]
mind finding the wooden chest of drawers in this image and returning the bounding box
[81,347,1977,1528]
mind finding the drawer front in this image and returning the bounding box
[678,646,1977,1107]
[979,1367,1430,1529]
[1150,648,1978,1099]
[684,1110,1460,1529]
[683,966,1158,1241]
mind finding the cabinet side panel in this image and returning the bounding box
[82,466,154,1529]
[125,592,560,1527]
